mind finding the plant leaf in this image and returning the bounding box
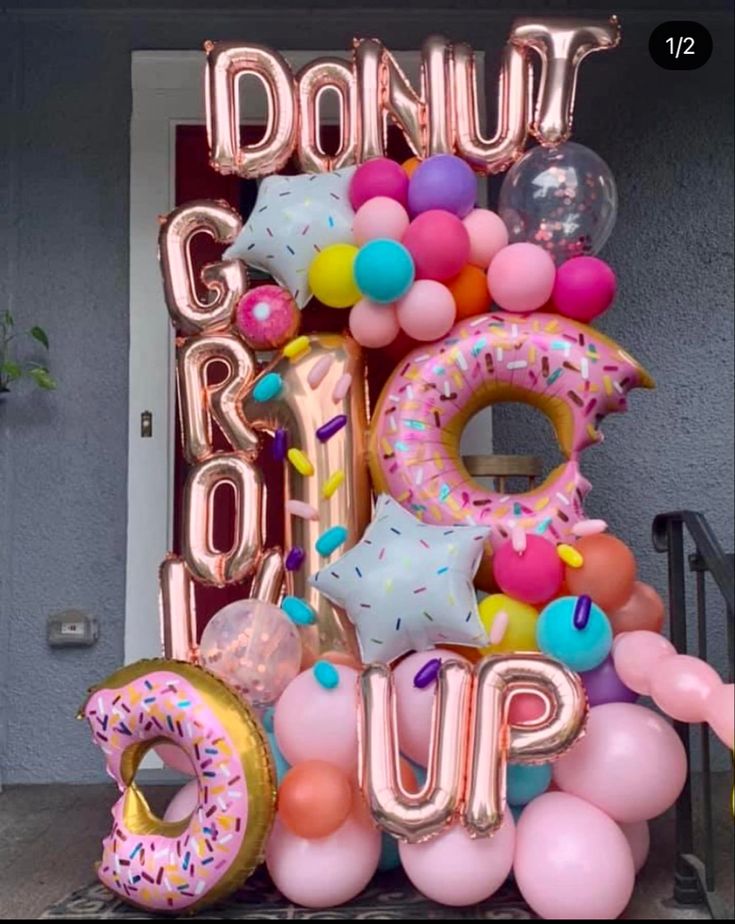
[30,325,49,349]
[28,367,56,390]
[1,360,22,381]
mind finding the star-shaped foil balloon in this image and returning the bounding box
[309,495,490,664]
[223,167,356,309]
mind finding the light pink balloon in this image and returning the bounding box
[274,665,359,773]
[619,820,650,874]
[393,650,469,767]
[553,703,687,823]
[514,792,635,920]
[462,208,509,268]
[399,816,515,906]
[154,742,195,776]
[353,196,410,245]
[266,815,380,908]
[706,683,735,749]
[349,299,400,348]
[396,280,456,342]
[163,779,199,823]
[486,243,556,314]
[650,654,722,723]
[612,630,676,695]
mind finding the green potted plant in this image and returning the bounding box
[0,309,56,395]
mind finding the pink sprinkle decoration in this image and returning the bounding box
[572,519,608,537]
[286,500,319,520]
[307,355,333,389]
[489,609,509,645]
[332,373,352,403]
[511,526,527,554]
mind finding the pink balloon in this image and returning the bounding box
[349,299,400,348]
[612,630,676,695]
[274,665,359,773]
[353,197,410,245]
[396,280,456,342]
[163,779,199,823]
[266,815,380,908]
[514,792,635,920]
[649,654,722,723]
[619,820,650,874]
[551,256,617,323]
[154,742,195,776]
[463,208,508,269]
[399,816,515,906]
[487,242,556,314]
[706,683,734,749]
[553,703,687,823]
[349,157,409,210]
[492,535,564,605]
[402,211,470,281]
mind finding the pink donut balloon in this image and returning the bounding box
[368,312,653,572]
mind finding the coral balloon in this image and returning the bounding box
[407,154,477,217]
[706,683,735,749]
[396,280,456,342]
[514,792,635,920]
[486,243,556,314]
[402,211,470,281]
[278,760,352,839]
[611,630,676,695]
[349,299,400,348]
[446,264,491,319]
[552,255,617,323]
[477,594,539,654]
[350,157,409,210]
[608,581,665,635]
[353,197,410,245]
[462,208,508,268]
[619,820,650,874]
[650,654,722,723]
[553,703,687,822]
[492,535,563,605]
[307,244,360,308]
[564,534,637,612]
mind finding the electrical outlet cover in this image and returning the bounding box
[47,609,99,647]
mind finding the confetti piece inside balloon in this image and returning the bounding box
[313,660,340,689]
[511,526,527,554]
[316,525,349,557]
[287,500,319,520]
[413,657,442,688]
[572,519,608,537]
[558,543,584,568]
[285,546,305,571]
[332,373,352,403]
[316,414,348,442]
[273,427,288,462]
[307,354,333,389]
[322,469,345,499]
[253,372,283,402]
[283,335,310,359]
[573,595,592,630]
[489,609,509,645]
[282,595,316,625]
[287,448,315,476]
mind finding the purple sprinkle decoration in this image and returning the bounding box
[413,657,442,689]
[573,595,592,630]
[285,547,305,571]
[316,414,348,443]
[273,428,288,462]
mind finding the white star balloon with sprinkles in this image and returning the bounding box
[223,167,356,309]
[309,494,491,664]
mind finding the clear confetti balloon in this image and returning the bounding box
[198,599,302,709]
[498,142,617,265]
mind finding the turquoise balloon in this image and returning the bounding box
[354,239,415,303]
[378,832,402,871]
[536,595,612,671]
[507,762,552,806]
[262,708,291,784]
[510,804,525,824]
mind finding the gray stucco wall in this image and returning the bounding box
[1,1,732,784]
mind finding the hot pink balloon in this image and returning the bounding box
[266,815,381,908]
[399,816,515,906]
[649,654,722,723]
[487,243,556,314]
[492,534,564,605]
[612,630,676,695]
[706,683,734,749]
[274,665,359,773]
[163,779,199,823]
[353,197,410,245]
[551,256,617,323]
[619,820,650,874]
[514,792,635,920]
[396,280,456,342]
[553,702,687,823]
[349,299,400,348]
[349,157,409,210]
[402,210,470,281]
[462,208,508,268]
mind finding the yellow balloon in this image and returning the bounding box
[478,594,539,654]
[308,243,360,308]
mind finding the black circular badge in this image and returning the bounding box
[649,21,713,70]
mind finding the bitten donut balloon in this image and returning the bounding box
[368,312,652,569]
[80,660,275,914]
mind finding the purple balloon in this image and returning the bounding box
[581,656,638,706]
[407,154,477,218]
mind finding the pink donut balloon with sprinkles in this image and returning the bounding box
[235,285,300,351]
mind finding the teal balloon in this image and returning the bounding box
[536,595,612,671]
[354,239,415,303]
[262,710,291,784]
[378,832,402,871]
[507,763,552,806]
[510,804,525,824]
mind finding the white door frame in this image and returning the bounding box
[126,49,489,665]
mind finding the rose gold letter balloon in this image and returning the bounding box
[358,661,473,843]
[296,58,359,173]
[205,42,297,178]
[159,556,199,662]
[158,200,247,334]
[511,17,620,146]
[464,654,587,836]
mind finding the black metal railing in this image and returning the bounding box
[652,511,734,920]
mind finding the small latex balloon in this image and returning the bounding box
[354,239,415,303]
[154,742,196,776]
[277,760,353,839]
[508,692,547,725]
[308,243,360,308]
[514,792,635,920]
[198,599,302,708]
[446,264,492,319]
[477,594,539,654]
[552,256,617,323]
[498,142,618,265]
[564,533,637,612]
[649,654,722,723]
[349,299,400,348]
[706,683,735,749]
[608,581,665,635]
[492,535,564,605]
[402,156,421,177]
[536,596,612,672]
[462,208,509,268]
[399,817,515,906]
[620,820,650,874]
[163,779,199,823]
[235,285,300,350]
[553,702,687,823]
[353,197,410,244]
[349,157,409,209]
[407,154,477,217]
[611,630,676,696]
[507,763,552,806]
[266,815,381,909]
[580,655,637,706]
[396,280,456,342]
[402,210,470,281]
[487,242,556,314]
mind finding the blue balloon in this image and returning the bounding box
[507,762,552,806]
[536,595,612,671]
[354,239,415,304]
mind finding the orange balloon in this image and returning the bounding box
[402,156,422,177]
[399,756,419,794]
[564,534,637,613]
[446,264,491,319]
[278,760,352,839]
[607,580,665,635]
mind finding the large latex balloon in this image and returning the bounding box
[498,142,618,264]
[611,630,676,696]
[649,653,722,723]
[619,820,650,875]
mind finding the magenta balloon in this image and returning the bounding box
[349,158,409,210]
[649,654,722,723]
[553,703,687,823]
[551,256,617,323]
[163,779,199,823]
[514,792,635,920]
[619,820,650,874]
